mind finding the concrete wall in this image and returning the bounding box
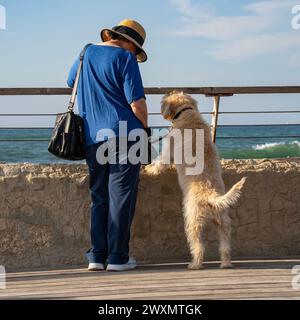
[0,159,300,270]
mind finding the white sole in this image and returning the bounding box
[106,265,137,272]
[88,263,105,271]
[106,259,137,272]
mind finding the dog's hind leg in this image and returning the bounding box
[217,210,233,269]
[184,213,205,270]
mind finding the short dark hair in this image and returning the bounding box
[108,31,142,55]
[108,31,128,42]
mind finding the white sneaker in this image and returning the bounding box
[106,257,137,272]
[88,262,105,271]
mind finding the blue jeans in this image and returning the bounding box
[85,140,141,265]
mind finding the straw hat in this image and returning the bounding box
[101,19,147,63]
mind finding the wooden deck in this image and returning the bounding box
[1,259,300,300]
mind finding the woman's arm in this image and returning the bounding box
[130,98,148,129]
[67,58,79,88]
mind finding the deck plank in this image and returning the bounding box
[1,259,300,300]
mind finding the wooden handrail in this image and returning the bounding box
[1,86,300,96]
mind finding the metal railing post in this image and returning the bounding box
[211,95,220,144]
[206,92,233,143]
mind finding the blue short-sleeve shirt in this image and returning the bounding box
[67,44,145,146]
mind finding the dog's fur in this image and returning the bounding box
[145,91,246,270]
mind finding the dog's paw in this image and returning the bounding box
[220,262,233,269]
[187,262,204,270]
[145,164,160,176]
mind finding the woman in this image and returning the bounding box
[67,19,148,271]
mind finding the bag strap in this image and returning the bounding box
[67,43,93,112]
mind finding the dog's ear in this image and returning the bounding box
[161,95,172,120]
[161,91,183,120]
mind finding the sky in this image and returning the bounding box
[0,0,300,127]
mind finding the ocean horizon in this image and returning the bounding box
[0,124,299,163]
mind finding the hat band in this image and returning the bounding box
[112,25,144,47]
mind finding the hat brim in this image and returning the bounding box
[100,29,147,63]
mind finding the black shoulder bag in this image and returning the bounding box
[48,44,92,160]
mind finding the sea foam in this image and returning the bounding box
[253,141,300,151]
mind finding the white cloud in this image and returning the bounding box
[173,15,273,40]
[169,0,214,20]
[245,0,295,14]
[168,0,300,61]
[213,32,300,61]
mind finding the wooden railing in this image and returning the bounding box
[1,86,300,143]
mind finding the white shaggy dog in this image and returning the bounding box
[145,91,246,270]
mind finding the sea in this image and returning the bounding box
[0,125,299,163]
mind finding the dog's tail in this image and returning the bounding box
[208,177,247,211]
